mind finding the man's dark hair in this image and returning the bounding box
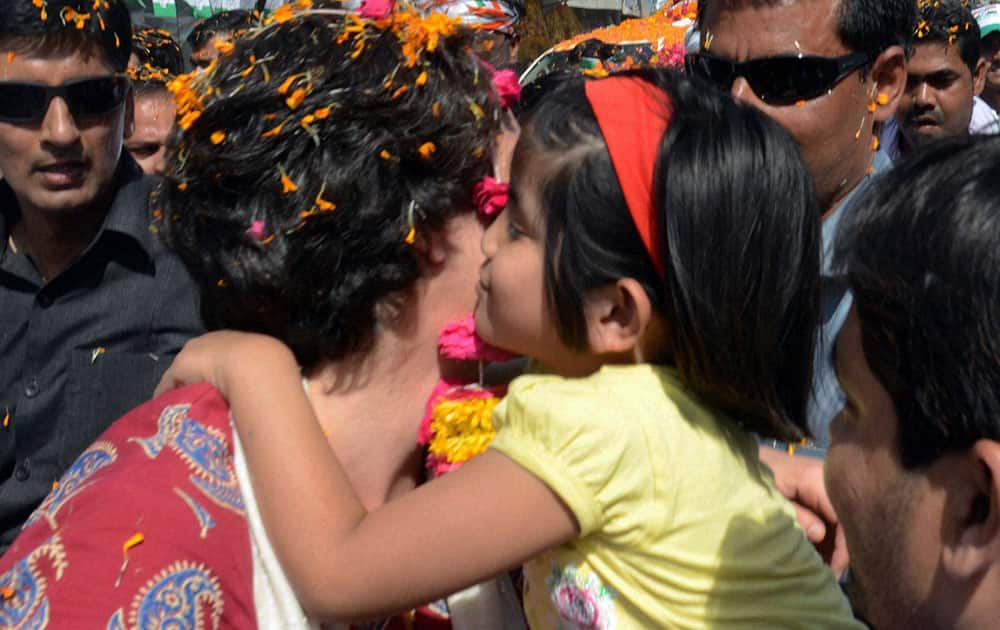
[698,0,918,62]
[522,69,820,441]
[159,11,502,369]
[185,10,255,51]
[834,135,1000,469]
[914,0,981,74]
[132,26,184,76]
[0,0,131,71]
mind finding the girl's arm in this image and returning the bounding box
[156,332,578,622]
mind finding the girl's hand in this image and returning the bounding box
[154,331,292,399]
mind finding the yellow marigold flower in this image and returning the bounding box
[418,141,436,160]
[286,88,307,110]
[416,70,428,86]
[423,12,459,53]
[314,106,331,119]
[380,149,393,160]
[295,0,312,8]
[210,130,226,145]
[427,396,499,465]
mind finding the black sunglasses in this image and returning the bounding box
[0,75,130,123]
[685,51,869,105]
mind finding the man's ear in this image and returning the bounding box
[411,227,446,265]
[974,57,988,96]
[584,278,652,356]
[870,45,908,124]
[941,440,1000,579]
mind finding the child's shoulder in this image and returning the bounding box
[508,364,694,412]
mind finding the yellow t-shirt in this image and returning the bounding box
[489,364,862,629]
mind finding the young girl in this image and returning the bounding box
[160,70,862,627]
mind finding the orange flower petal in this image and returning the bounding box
[210,130,226,144]
[285,88,307,110]
[418,141,436,160]
[261,123,283,138]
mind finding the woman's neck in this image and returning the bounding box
[305,331,440,511]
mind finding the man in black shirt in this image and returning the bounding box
[0,0,202,551]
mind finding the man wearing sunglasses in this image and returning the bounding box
[0,0,201,552]
[692,0,914,576]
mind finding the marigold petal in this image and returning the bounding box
[418,141,436,160]
[286,88,307,110]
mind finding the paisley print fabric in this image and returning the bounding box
[0,384,256,628]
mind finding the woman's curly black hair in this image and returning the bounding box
[158,8,503,369]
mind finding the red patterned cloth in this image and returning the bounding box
[0,383,257,629]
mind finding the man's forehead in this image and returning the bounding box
[908,41,970,74]
[0,36,115,78]
[702,0,847,58]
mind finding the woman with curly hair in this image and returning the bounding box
[0,7,521,628]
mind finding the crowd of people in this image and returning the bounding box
[0,0,998,627]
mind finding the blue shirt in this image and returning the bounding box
[806,148,892,445]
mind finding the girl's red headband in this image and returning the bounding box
[584,76,673,276]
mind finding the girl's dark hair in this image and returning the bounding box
[834,135,1000,469]
[520,70,820,439]
[159,10,501,370]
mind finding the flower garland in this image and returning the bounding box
[548,0,695,78]
[419,315,514,478]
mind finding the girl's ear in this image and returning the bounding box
[584,278,652,357]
